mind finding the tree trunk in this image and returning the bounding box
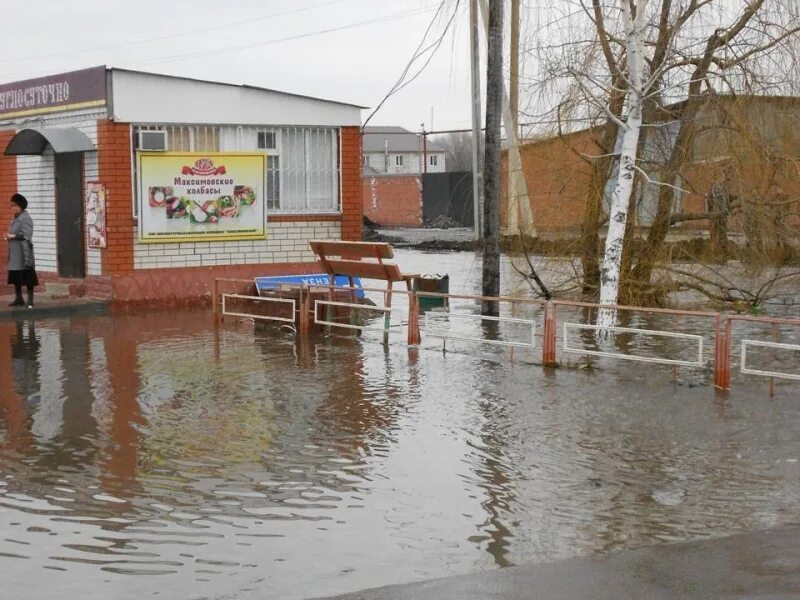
[708,183,731,258]
[482,0,503,316]
[627,101,700,299]
[597,0,646,329]
[580,85,626,295]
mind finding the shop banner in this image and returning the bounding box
[138,152,266,244]
[0,66,107,119]
[86,182,107,248]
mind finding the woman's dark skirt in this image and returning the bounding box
[7,269,39,288]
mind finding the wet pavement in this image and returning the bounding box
[316,525,800,599]
[1,250,799,600]
[0,295,108,320]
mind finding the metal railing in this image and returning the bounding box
[221,293,296,326]
[212,278,800,393]
[314,299,392,332]
[423,311,537,350]
[562,322,704,367]
[741,339,800,381]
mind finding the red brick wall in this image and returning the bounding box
[106,261,318,305]
[340,126,362,241]
[0,130,18,294]
[97,120,135,276]
[502,129,600,233]
[362,175,422,226]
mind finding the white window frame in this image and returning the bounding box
[395,155,403,166]
[130,124,341,218]
[430,155,438,166]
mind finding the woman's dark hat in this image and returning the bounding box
[10,193,27,210]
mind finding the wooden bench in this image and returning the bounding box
[309,240,419,339]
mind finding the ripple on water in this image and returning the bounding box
[0,302,799,599]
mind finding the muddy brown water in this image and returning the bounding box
[1,251,799,599]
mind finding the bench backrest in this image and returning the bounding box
[310,240,404,282]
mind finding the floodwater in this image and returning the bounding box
[1,250,799,600]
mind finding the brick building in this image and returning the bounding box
[502,95,800,236]
[361,126,447,227]
[0,66,363,303]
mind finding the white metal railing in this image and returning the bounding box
[422,311,537,349]
[222,294,296,325]
[740,339,800,381]
[562,323,704,367]
[314,300,392,331]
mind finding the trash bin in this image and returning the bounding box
[413,274,449,311]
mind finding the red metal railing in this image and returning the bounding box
[213,278,800,392]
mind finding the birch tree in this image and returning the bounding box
[596,0,648,328]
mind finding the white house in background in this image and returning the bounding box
[362,126,446,175]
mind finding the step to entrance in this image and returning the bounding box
[43,282,72,299]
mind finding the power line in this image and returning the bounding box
[1,0,359,66]
[362,0,461,130]
[128,7,437,69]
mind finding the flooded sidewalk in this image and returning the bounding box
[1,249,799,599]
[317,525,800,599]
[0,294,108,319]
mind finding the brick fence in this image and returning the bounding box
[362,175,422,227]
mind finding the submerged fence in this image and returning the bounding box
[212,278,800,393]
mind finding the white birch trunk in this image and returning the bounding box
[597,0,648,332]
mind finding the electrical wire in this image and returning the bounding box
[128,7,438,69]
[362,0,461,130]
[1,0,359,66]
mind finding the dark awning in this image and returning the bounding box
[4,127,95,155]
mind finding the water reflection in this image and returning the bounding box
[0,285,798,599]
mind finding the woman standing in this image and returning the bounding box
[5,193,38,308]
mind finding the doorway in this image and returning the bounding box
[55,153,85,278]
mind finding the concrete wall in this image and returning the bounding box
[362,175,422,227]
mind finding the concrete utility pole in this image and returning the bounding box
[469,0,483,241]
[482,0,503,316]
[478,0,534,238]
[421,124,428,174]
[510,0,520,138]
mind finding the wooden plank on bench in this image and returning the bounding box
[321,260,404,282]
[310,240,394,260]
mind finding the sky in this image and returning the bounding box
[0,0,481,132]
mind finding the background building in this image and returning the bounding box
[362,126,446,175]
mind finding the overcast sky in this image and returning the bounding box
[0,0,482,132]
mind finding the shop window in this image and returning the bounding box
[274,127,339,213]
[132,125,339,217]
[257,131,276,150]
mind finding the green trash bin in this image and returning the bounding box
[413,274,449,311]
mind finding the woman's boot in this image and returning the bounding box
[26,287,34,308]
[9,285,24,307]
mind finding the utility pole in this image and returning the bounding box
[421,124,428,174]
[469,0,483,241]
[510,0,520,138]
[478,0,533,238]
[482,0,502,316]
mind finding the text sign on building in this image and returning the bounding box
[0,66,107,118]
[138,152,267,244]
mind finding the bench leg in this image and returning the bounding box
[383,284,393,345]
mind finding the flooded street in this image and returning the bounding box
[2,250,800,600]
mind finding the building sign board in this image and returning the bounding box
[0,66,107,119]
[137,152,267,244]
